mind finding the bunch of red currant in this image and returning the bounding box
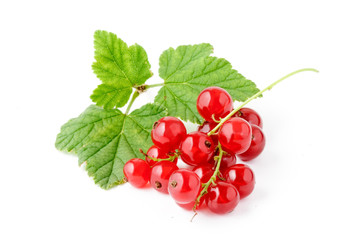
[123,86,265,214]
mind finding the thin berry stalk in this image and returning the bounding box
[193,143,224,211]
[208,68,319,136]
[139,149,179,162]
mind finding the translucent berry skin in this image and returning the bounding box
[193,163,214,183]
[150,161,179,194]
[123,158,151,188]
[208,152,236,171]
[224,164,255,199]
[145,145,177,167]
[205,181,240,214]
[238,125,265,161]
[168,169,201,204]
[197,87,233,122]
[188,164,219,211]
[218,117,252,154]
[179,132,215,166]
[198,121,219,145]
[151,117,187,152]
[176,198,205,211]
[235,107,263,128]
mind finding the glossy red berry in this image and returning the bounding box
[218,117,252,154]
[150,161,179,194]
[193,163,214,183]
[197,87,233,122]
[145,145,177,167]
[123,158,151,188]
[205,181,240,214]
[238,125,265,161]
[224,164,255,199]
[179,132,215,166]
[180,165,216,211]
[208,152,237,171]
[168,169,201,204]
[198,121,219,145]
[151,116,187,152]
[176,198,205,211]
[235,107,263,128]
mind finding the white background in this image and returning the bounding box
[1,0,359,239]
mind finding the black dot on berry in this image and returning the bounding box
[155,181,162,189]
[251,134,255,140]
[170,180,177,188]
[205,140,212,148]
[153,121,159,129]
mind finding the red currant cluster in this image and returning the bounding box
[123,86,265,214]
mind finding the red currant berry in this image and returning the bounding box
[145,145,177,167]
[235,107,263,128]
[150,161,179,194]
[197,87,233,122]
[198,121,219,145]
[178,165,222,211]
[218,117,252,154]
[168,169,201,204]
[179,132,215,166]
[123,158,151,188]
[193,163,214,183]
[208,152,236,171]
[238,124,265,161]
[224,164,255,199]
[205,181,240,214]
[176,198,205,211]
[151,117,187,152]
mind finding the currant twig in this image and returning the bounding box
[145,83,165,89]
[207,68,319,136]
[193,143,224,211]
[135,84,147,93]
[139,148,179,162]
[125,82,165,115]
[125,91,140,115]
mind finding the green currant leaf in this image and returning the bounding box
[155,45,260,123]
[90,82,132,109]
[55,104,166,189]
[55,105,122,155]
[159,43,213,80]
[91,30,152,109]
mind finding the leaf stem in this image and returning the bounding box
[208,68,319,135]
[146,83,165,89]
[193,143,224,211]
[125,91,139,115]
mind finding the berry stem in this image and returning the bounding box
[193,143,224,211]
[125,91,140,115]
[208,68,319,135]
[211,114,221,123]
[139,149,179,162]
